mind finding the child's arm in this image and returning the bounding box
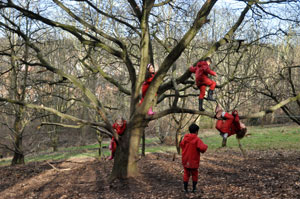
[205,65,217,76]
[197,139,208,153]
[145,73,155,83]
[119,120,127,135]
[112,123,117,130]
[232,110,240,123]
[189,66,197,73]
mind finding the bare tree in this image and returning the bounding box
[0,0,300,179]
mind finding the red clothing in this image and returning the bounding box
[112,120,127,136]
[180,133,208,169]
[183,168,198,182]
[110,120,127,156]
[189,61,216,87]
[140,73,155,104]
[198,80,216,99]
[190,61,216,99]
[216,112,241,137]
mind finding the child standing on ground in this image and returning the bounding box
[189,57,217,111]
[180,123,208,193]
[108,117,127,160]
[140,63,156,115]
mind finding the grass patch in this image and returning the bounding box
[202,125,300,150]
[1,125,299,166]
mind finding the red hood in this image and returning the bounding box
[182,133,199,144]
[180,133,207,169]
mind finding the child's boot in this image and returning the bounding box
[183,181,188,193]
[222,137,227,147]
[198,99,205,111]
[108,155,114,160]
[192,181,197,193]
[207,89,216,101]
[147,107,155,115]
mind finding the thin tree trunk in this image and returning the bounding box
[175,130,182,155]
[50,125,59,152]
[141,130,145,156]
[96,130,103,158]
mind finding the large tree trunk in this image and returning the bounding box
[11,134,24,165]
[110,120,145,179]
[11,150,25,165]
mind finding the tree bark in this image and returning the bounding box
[141,130,145,157]
[110,118,145,180]
[11,117,25,165]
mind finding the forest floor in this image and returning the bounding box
[1,148,300,199]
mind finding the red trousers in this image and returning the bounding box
[183,167,198,182]
[198,78,216,99]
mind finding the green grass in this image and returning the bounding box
[1,125,299,166]
[202,125,300,150]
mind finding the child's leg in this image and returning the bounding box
[147,107,155,115]
[183,168,191,192]
[221,133,228,147]
[198,85,206,111]
[109,139,117,160]
[191,169,199,192]
[199,85,206,99]
[203,78,216,101]
[208,80,216,90]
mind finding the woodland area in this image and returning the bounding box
[0,0,300,190]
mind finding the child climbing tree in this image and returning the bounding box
[189,57,217,111]
[1,0,300,181]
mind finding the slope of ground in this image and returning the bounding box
[1,149,300,199]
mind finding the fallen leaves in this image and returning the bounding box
[0,150,300,198]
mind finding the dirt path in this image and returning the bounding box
[1,150,300,199]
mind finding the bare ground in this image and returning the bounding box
[1,149,300,199]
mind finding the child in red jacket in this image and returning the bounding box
[140,63,156,115]
[215,104,247,147]
[189,57,217,111]
[180,123,208,193]
[108,117,127,160]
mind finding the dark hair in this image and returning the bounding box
[204,57,212,63]
[145,63,155,80]
[189,123,199,134]
[236,128,247,139]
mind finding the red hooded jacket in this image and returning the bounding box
[180,133,208,169]
[189,61,216,87]
[110,120,127,153]
[230,111,242,135]
[140,73,155,104]
[112,120,127,136]
[216,112,241,136]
